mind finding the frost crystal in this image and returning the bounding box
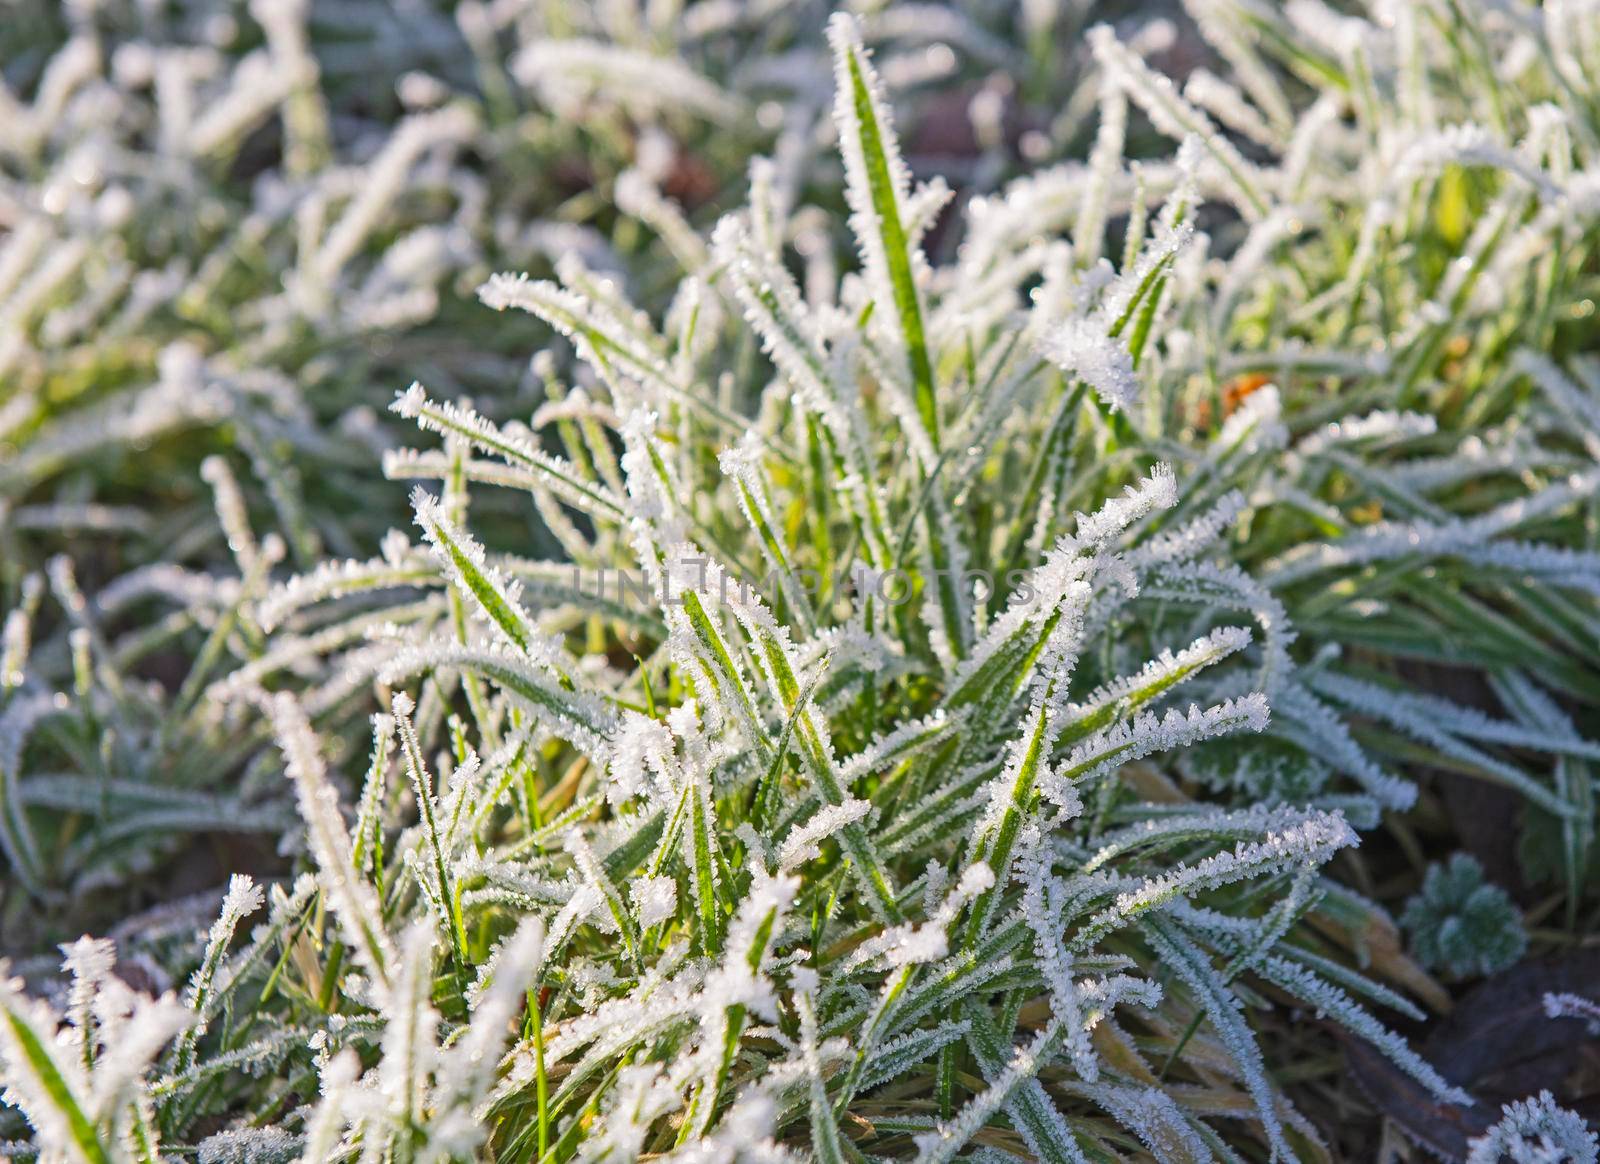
[1039,318,1139,412]
[1467,1092,1599,1164]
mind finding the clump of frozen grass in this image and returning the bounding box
[0,0,1051,586]
[4,0,1600,1157]
[0,11,1504,1157]
[0,0,1073,920]
[0,1,490,569]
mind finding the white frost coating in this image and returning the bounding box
[1067,626,1253,724]
[1184,68,1283,149]
[411,486,565,666]
[257,547,434,632]
[828,13,917,352]
[608,711,678,806]
[1034,144,1201,415]
[1019,827,1098,1081]
[1517,349,1600,457]
[391,383,626,520]
[1089,24,1270,218]
[1264,468,1600,585]
[945,465,1176,725]
[1038,317,1138,413]
[379,640,619,762]
[513,39,746,127]
[912,1018,1068,1164]
[1045,693,1271,803]
[263,692,395,993]
[1466,1091,1599,1164]
[173,875,264,1068]
[1395,123,1562,201]
[1544,992,1600,1030]
[1213,383,1288,460]
[302,106,478,299]
[1095,811,1354,929]
[630,876,679,929]
[1294,409,1438,457]
[1125,492,1247,570]
[778,798,873,871]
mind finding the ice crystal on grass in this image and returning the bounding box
[196,1126,300,1164]
[1038,318,1138,413]
[1542,993,1600,1050]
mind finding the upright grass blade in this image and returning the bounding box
[0,981,110,1164]
[830,14,940,449]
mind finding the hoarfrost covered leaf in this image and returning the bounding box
[1039,318,1138,413]
[1466,1091,1598,1164]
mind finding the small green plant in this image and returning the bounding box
[1402,854,1528,979]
